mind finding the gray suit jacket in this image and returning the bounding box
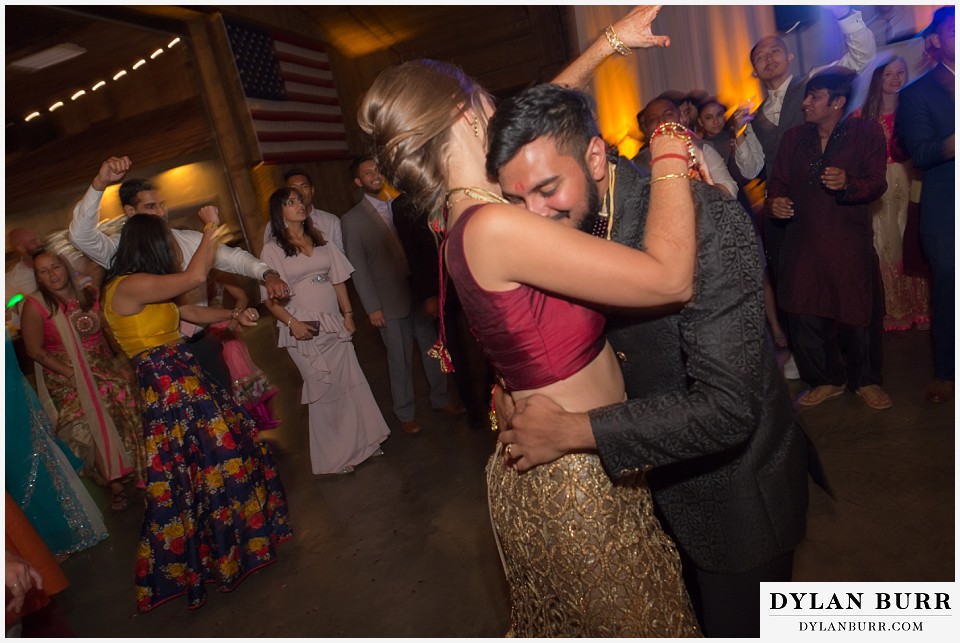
[589,158,811,575]
[341,197,411,320]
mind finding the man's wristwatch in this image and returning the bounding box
[262,269,280,281]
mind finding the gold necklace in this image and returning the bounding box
[591,161,617,240]
[445,186,508,210]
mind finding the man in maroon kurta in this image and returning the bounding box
[767,68,889,408]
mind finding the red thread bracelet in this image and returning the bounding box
[651,153,689,164]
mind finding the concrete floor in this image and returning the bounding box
[52,304,954,637]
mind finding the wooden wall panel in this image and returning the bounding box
[5,6,573,260]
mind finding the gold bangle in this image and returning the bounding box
[649,173,691,185]
[604,25,632,56]
[203,221,218,232]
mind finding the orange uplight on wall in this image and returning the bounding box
[580,4,776,155]
[322,21,412,58]
[593,58,643,159]
[155,162,221,207]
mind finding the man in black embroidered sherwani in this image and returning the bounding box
[487,84,815,638]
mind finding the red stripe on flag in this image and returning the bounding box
[280,71,335,88]
[284,92,340,106]
[272,30,328,55]
[250,108,343,123]
[275,50,331,71]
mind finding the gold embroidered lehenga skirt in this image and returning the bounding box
[487,445,700,637]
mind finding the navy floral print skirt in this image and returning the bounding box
[132,343,291,612]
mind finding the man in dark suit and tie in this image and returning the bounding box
[487,85,815,638]
[341,156,461,434]
[896,6,955,404]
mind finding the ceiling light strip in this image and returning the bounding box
[21,38,181,124]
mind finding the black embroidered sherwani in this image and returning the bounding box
[590,159,811,576]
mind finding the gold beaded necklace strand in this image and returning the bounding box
[445,186,509,210]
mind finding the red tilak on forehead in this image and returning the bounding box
[514,182,525,193]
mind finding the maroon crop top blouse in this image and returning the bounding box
[444,205,605,391]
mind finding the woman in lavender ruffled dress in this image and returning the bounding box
[260,188,389,475]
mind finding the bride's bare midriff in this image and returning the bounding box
[509,341,625,413]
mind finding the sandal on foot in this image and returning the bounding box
[856,385,893,410]
[798,385,845,406]
[110,491,129,511]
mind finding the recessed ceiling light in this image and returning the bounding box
[150,49,164,59]
[168,37,181,48]
[48,101,64,112]
[113,70,127,81]
[132,59,146,70]
[9,43,86,72]
[71,90,86,100]
[91,81,106,91]
[25,112,40,122]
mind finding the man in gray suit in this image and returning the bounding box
[341,156,462,434]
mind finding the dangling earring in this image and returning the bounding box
[472,117,479,138]
[283,221,288,228]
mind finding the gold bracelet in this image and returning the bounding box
[604,25,632,56]
[649,173,691,185]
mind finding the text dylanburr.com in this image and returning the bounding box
[761,582,955,639]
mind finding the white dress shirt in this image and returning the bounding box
[699,143,739,199]
[762,76,793,127]
[365,193,397,234]
[69,186,272,335]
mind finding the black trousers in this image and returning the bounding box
[788,312,883,390]
[185,331,232,393]
[683,551,794,638]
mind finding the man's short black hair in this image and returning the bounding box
[805,67,857,114]
[118,178,157,208]
[350,154,374,177]
[681,89,708,108]
[283,167,313,185]
[636,96,681,133]
[925,5,954,37]
[486,84,600,179]
[658,89,686,105]
[697,96,728,114]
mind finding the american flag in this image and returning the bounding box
[223,18,350,163]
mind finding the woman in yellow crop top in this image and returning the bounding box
[101,212,292,613]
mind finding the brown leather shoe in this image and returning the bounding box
[399,420,421,435]
[925,379,954,404]
[797,384,845,406]
[436,402,465,416]
[856,385,893,410]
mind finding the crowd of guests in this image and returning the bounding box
[5,3,953,638]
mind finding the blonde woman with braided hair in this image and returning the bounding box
[359,6,701,637]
